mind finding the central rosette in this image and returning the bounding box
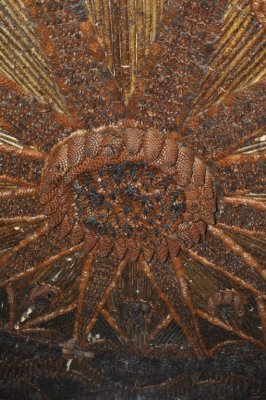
[40,126,216,262]
[76,163,186,239]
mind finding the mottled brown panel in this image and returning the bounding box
[128,0,228,129]
[79,253,120,336]
[193,233,266,294]
[217,202,266,232]
[25,0,126,130]
[183,79,266,161]
[0,86,73,150]
[0,188,40,219]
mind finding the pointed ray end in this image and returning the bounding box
[84,231,98,253]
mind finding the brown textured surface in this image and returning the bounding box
[0,0,266,399]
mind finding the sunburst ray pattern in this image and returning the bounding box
[0,0,266,399]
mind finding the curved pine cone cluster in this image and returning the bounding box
[40,126,216,261]
[207,290,247,319]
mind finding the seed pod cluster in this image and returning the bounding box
[207,290,247,319]
[29,284,63,313]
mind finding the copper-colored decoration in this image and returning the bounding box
[0,0,265,399]
[29,283,63,313]
[207,289,247,319]
[251,0,266,29]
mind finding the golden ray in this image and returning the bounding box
[0,0,65,111]
[190,0,266,116]
[86,0,169,102]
